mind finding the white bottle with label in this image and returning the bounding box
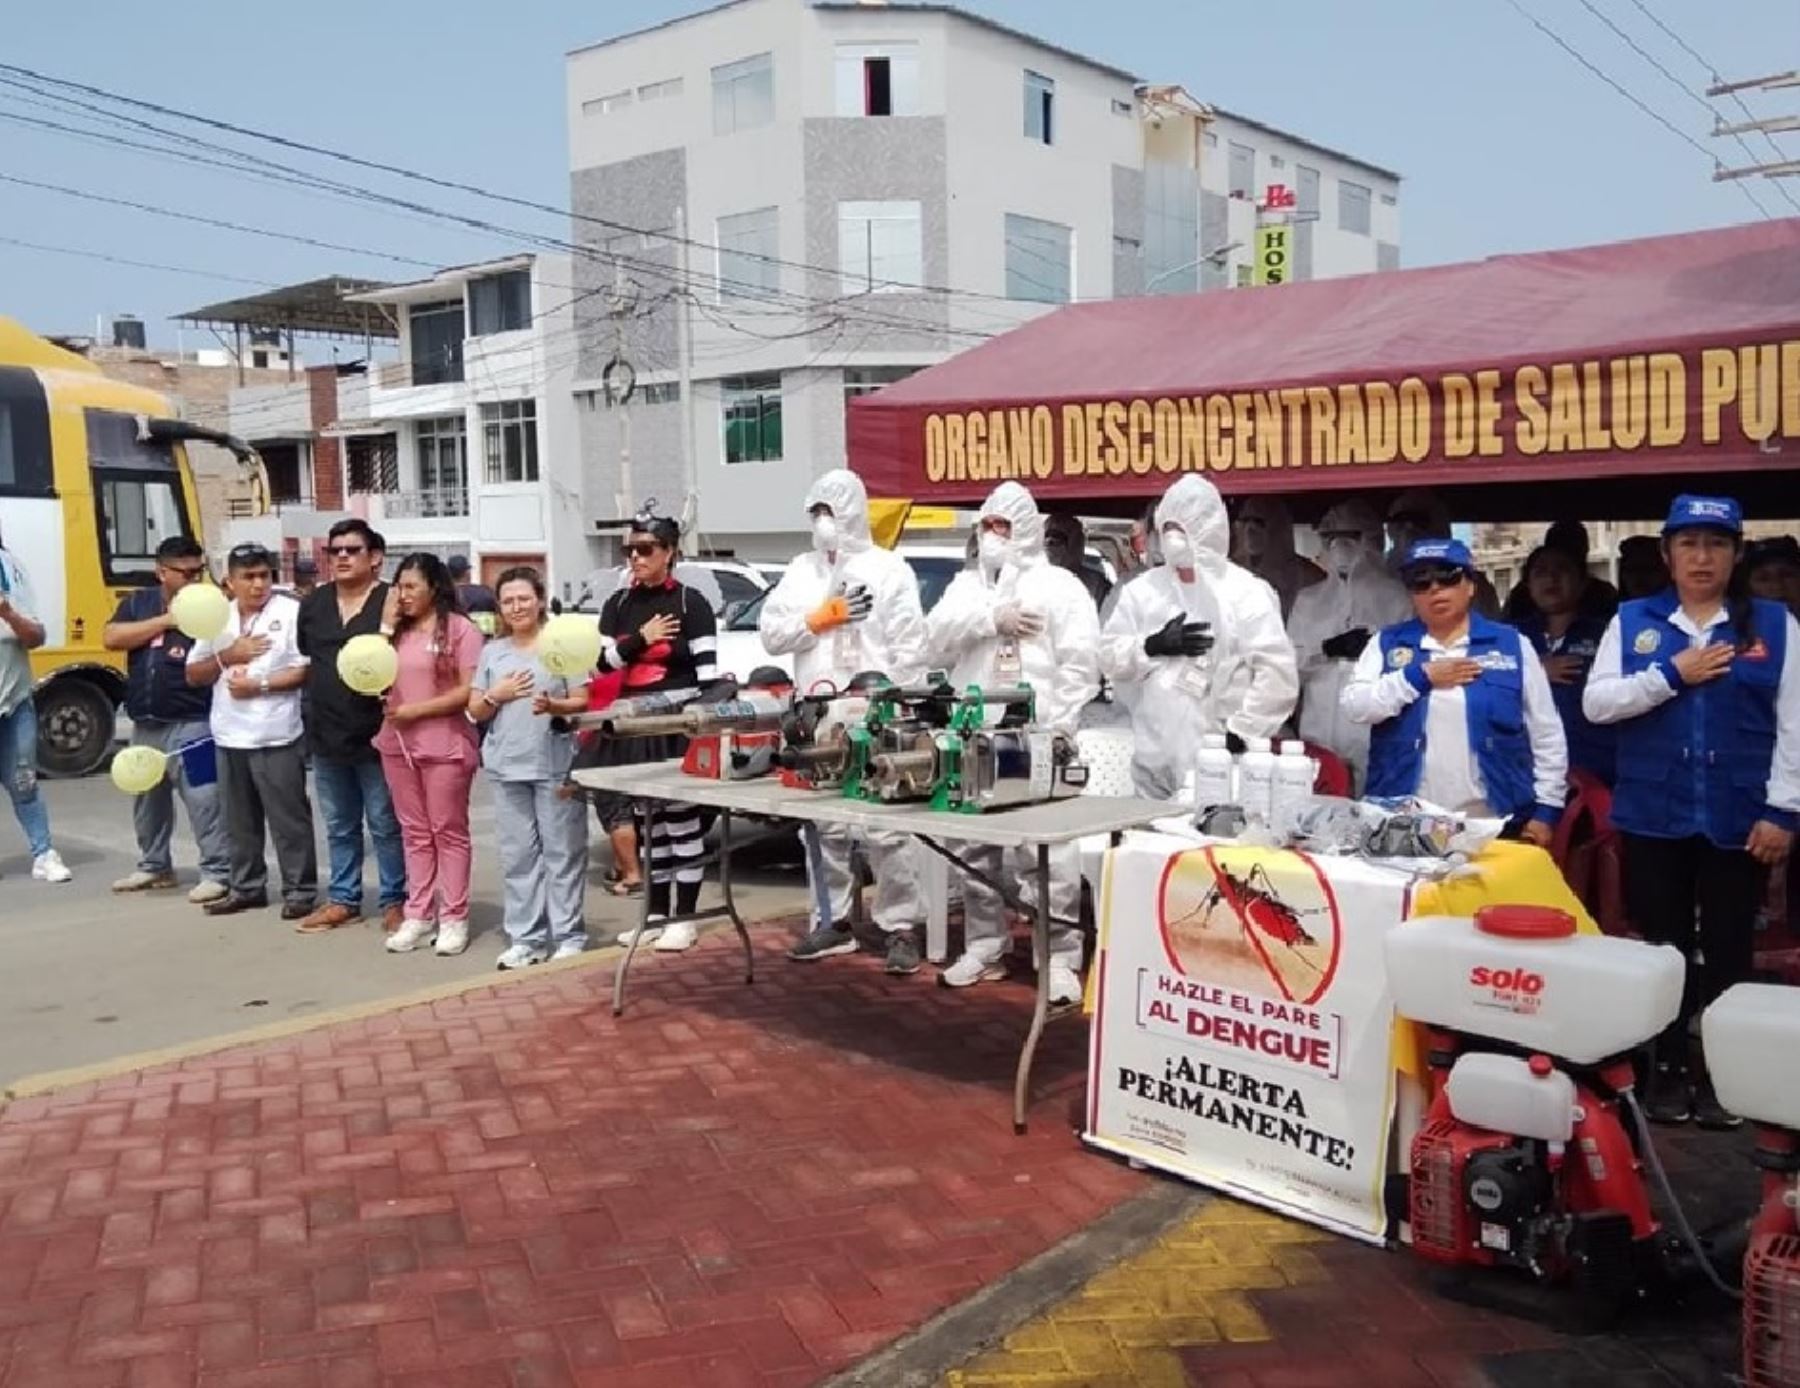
[1193,734,1236,810]
[1272,738,1316,838]
[1237,736,1277,825]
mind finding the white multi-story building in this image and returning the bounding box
[566,0,1403,561]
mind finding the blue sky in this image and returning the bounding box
[2,0,1795,343]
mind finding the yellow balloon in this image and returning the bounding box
[540,613,602,678]
[472,611,498,638]
[337,633,399,696]
[110,744,169,796]
[169,582,230,641]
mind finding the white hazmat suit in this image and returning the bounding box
[1286,499,1412,790]
[760,471,928,953]
[1101,476,1299,799]
[926,482,1100,1000]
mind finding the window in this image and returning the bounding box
[407,300,465,385]
[637,77,683,103]
[1339,179,1372,235]
[1144,160,1198,295]
[843,365,919,406]
[717,206,780,301]
[835,43,920,117]
[1023,69,1054,144]
[469,269,532,335]
[414,416,467,516]
[639,381,682,405]
[1228,142,1254,199]
[722,374,782,463]
[1111,98,1135,116]
[481,400,539,484]
[712,52,773,135]
[1004,213,1072,304]
[581,90,633,117]
[345,434,397,495]
[86,409,192,582]
[838,200,922,294]
[0,369,51,497]
[1380,191,1398,206]
[1235,264,1254,288]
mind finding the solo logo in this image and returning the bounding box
[1470,965,1545,1013]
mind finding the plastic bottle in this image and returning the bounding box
[1193,734,1235,809]
[1237,736,1277,825]
[1272,739,1316,838]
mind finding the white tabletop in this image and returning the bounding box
[570,761,1175,849]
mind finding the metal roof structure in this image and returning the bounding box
[176,277,399,341]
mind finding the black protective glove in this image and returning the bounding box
[841,582,874,624]
[1143,615,1214,659]
[1321,627,1372,660]
[1224,731,1247,756]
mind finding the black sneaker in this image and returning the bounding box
[203,894,268,917]
[1644,1064,1693,1125]
[1692,1074,1743,1131]
[788,924,857,962]
[884,931,922,976]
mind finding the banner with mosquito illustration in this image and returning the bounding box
[1085,833,1408,1243]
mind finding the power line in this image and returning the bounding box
[1573,0,1800,213]
[0,233,277,286]
[1496,0,1775,219]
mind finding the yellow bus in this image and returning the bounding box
[0,316,260,775]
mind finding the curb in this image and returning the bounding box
[820,1177,1209,1388]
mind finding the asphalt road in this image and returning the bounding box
[0,764,811,1090]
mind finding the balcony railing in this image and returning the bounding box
[381,486,469,519]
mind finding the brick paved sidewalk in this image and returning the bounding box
[0,927,1148,1388]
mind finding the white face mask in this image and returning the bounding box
[812,514,839,554]
[1161,529,1194,571]
[1325,537,1362,578]
[979,530,1012,573]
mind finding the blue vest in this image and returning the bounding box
[1366,615,1539,819]
[117,588,212,724]
[1610,592,1787,847]
[1520,612,1616,785]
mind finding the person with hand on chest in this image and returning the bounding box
[760,469,931,975]
[1516,544,1615,785]
[1341,537,1567,845]
[185,543,316,918]
[377,554,485,959]
[926,481,1100,1004]
[294,521,408,935]
[1584,494,1799,1129]
[102,536,231,901]
[1286,498,1411,792]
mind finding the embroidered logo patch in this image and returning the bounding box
[1388,647,1413,668]
[1632,629,1660,655]
[1740,639,1769,661]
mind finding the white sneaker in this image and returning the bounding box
[653,920,700,952]
[496,943,547,971]
[616,917,665,947]
[1048,962,1084,1007]
[112,868,175,893]
[551,939,588,961]
[434,919,470,956]
[32,850,72,884]
[385,918,436,953]
[939,951,1009,988]
[188,880,229,905]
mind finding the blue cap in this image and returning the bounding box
[1662,494,1742,536]
[1400,537,1474,571]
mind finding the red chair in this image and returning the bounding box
[1302,742,1352,798]
[1551,770,1634,938]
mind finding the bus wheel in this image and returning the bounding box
[35,679,118,778]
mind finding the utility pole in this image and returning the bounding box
[674,206,700,555]
[1710,71,1800,182]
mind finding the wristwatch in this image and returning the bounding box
[259,674,270,696]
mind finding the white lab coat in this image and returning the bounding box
[1099,476,1298,800]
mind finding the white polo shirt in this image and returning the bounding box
[187,593,309,750]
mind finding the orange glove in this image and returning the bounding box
[806,596,851,635]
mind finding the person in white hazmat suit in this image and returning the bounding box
[1101,476,1299,800]
[926,482,1100,1004]
[759,471,931,976]
[1286,498,1412,791]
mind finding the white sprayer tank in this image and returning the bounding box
[1384,906,1685,1065]
[1703,983,1800,1131]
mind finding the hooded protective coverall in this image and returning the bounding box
[760,471,928,934]
[926,482,1101,977]
[1101,476,1300,800]
[1287,499,1412,789]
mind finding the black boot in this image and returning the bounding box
[1691,1070,1742,1131]
[1644,1061,1693,1125]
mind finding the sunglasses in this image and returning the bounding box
[161,564,206,579]
[228,544,273,567]
[625,541,664,558]
[326,544,367,558]
[1405,567,1470,594]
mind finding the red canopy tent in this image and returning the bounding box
[847,218,1800,521]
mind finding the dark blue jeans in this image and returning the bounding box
[312,755,405,911]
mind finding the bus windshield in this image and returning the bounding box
[85,408,194,583]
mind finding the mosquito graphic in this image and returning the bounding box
[1169,861,1327,989]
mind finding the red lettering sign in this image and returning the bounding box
[1262,183,1297,211]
